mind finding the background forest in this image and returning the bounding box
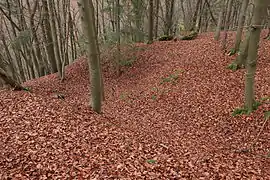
[0,0,262,83]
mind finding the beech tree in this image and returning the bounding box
[164,0,175,36]
[222,0,233,50]
[234,0,249,53]
[0,67,24,90]
[214,1,225,40]
[115,0,121,76]
[148,0,154,44]
[245,0,268,112]
[78,0,103,113]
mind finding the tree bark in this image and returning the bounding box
[42,0,58,74]
[245,0,268,112]
[78,0,103,113]
[234,0,249,52]
[214,1,225,40]
[165,0,175,35]
[0,67,24,90]
[148,0,154,43]
[190,0,202,31]
[115,0,121,76]
[222,0,233,50]
[154,0,159,38]
[47,0,63,79]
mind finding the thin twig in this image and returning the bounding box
[250,117,269,150]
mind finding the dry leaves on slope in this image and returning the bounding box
[0,32,269,179]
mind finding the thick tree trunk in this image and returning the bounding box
[0,67,24,90]
[245,0,268,112]
[235,31,250,68]
[264,7,270,39]
[78,0,103,113]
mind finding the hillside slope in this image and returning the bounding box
[0,33,269,179]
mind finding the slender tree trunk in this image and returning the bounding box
[154,0,159,38]
[115,0,121,76]
[148,0,154,43]
[165,0,175,35]
[205,0,217,27]
[95,0,99,36]
[101,0,107,41]
[26,0,43,77]
[197,0,204,32]
[47,0,63,79]
[234,0,249,52]
[222,0,233,51]
[133,0,144,42]
[42,0,58,73]
[190,0,202,31]
[214,1,225,40]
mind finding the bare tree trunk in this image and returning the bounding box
[0,67,24,90]
[95,0,99,36]
[245,0,268,112]
[165,0,175,35]
[115,0,121,76]
[154,0,159,38]
[205,0,217,27]
[47,0,63,79]
[26,0,44,77]
[101,0,107,41]
[234,31,250,68]
[133,0,144,42]
[234,0,249,52]
[197,0,205,32]
[190,0,202,31]
[214,1,225,40]
[222,0,233,51]
[78,0,103,113]
[42,0,58,73]
[148,0,154,43]
[264,7,270,39]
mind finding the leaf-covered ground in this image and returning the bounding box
[0,33,269,179]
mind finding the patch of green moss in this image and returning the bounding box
[232,101,262,116]
[227,63,239,71]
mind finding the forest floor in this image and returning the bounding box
[0,32,269,179]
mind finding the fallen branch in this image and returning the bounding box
[250,116,269,149]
